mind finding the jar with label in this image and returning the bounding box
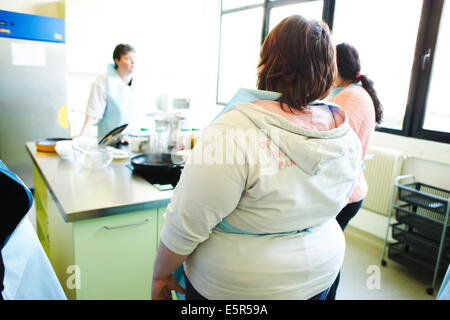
[129,128,151,153]
[191,128,201,148]
[176,128,192,151]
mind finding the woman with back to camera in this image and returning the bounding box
[326,43,383,300]
[151,15,362,300]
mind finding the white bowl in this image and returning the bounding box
[55,140,74,159]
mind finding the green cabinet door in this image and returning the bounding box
[73,210,158,300]
[33,165,50,253]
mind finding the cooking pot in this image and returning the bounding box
[130,153,184,187]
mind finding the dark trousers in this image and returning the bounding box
[185,273,330,300]
[325,200,364,300]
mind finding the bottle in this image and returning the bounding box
[154,128,169,153]
[176,128,192,151]
[191,128,201,148]
[139,128,151,153]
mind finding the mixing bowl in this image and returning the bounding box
[72,137,114,169]
[55,140,74,159]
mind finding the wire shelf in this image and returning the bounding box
[398,182,450,214]
[382,175,450,295]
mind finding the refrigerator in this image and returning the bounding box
[0,10,69,187]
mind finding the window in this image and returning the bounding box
[222,0,264,11]
[332,0,423,130]
[269,1,323,31]
[217,0,449,143]
[217,7,264,104]
[217,0,330,105]
[422,0,450,134]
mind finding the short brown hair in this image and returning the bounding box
[112,43,135,69]
[257,15,336,112]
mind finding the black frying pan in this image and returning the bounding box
[130,153,185,186]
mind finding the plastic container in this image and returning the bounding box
[152,128,169,153]
[154,113,186,148]
[129,128,151,153]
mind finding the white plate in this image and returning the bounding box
[112,148,130,159]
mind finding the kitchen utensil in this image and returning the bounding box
[130,153,184,186]
[98,124,128,146]
[35,138,70,152]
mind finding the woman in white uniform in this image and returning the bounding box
[152,15,362,300]
[79,44,151,138]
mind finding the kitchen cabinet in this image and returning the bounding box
[28,143,172,299]
[72,209,159,300]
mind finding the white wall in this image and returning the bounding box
[0,0,64,17]
[64,0,222,136]
[350,132,450,240]
[372,132,450,188]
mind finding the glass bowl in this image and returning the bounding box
[72,138,114,169]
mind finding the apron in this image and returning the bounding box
[97,64,137,140]
[173,88,319,300]
[0,161,66,300]
[213,87,333,124]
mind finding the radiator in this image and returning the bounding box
[362,145,406,216]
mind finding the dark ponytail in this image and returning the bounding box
[359,74,383,124]
[336,43,383,124]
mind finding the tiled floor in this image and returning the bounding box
[338,226,444,300]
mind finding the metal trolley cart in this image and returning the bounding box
[381,175,450,295]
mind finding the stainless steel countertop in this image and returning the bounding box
[26,142,172,222]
